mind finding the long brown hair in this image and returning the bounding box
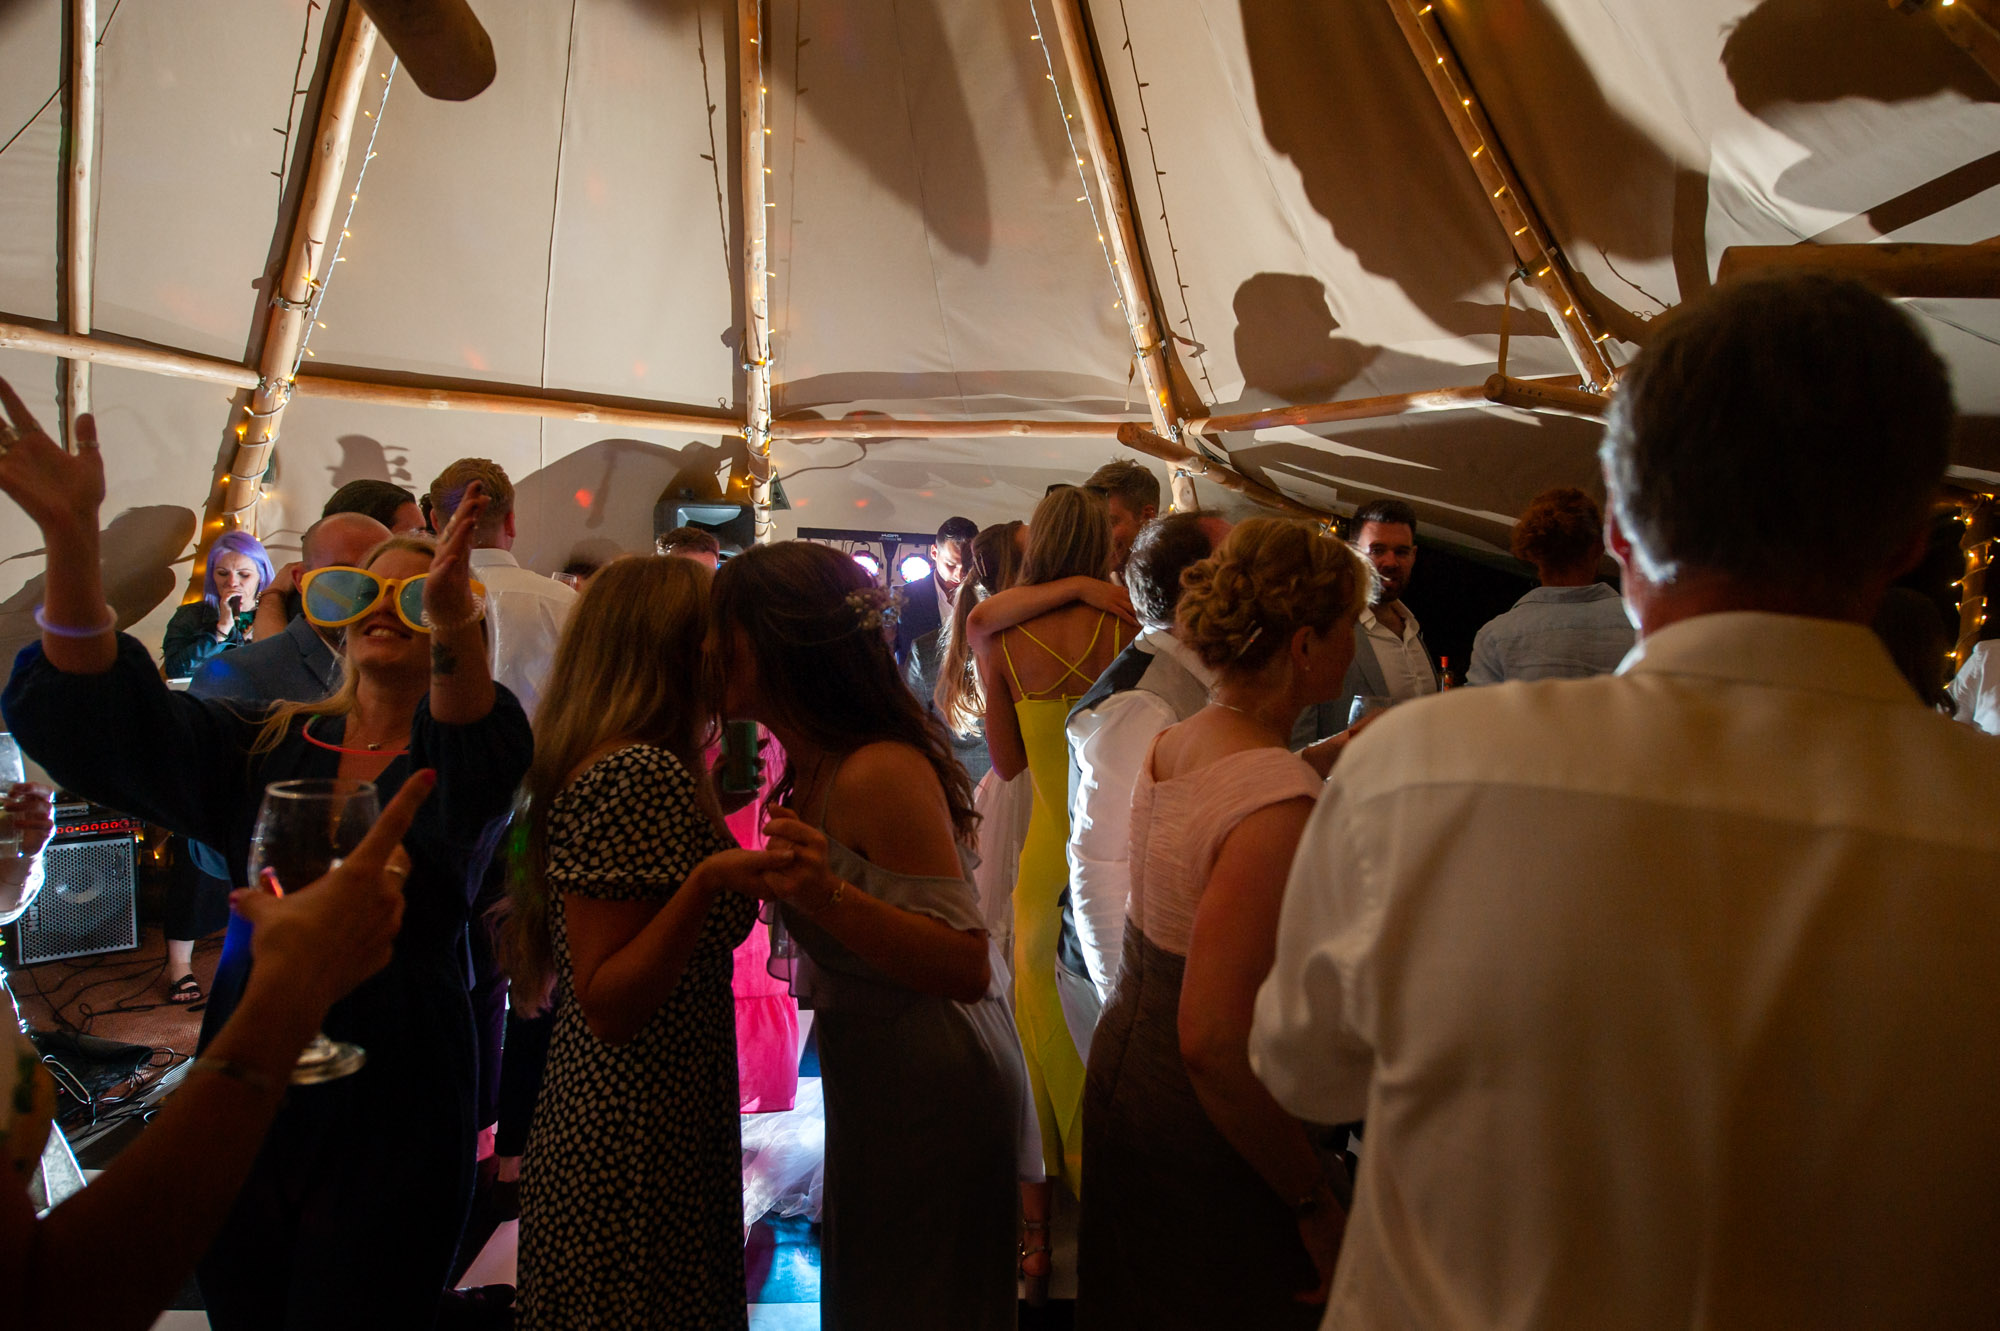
[934,520,1025,737]
[713,541,979,847]
[250,533,438,755]
[1019,485,1111,587]
[498,556,720,1009]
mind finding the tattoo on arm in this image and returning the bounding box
[430,641,459,677]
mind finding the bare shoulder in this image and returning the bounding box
[837,739,942,793]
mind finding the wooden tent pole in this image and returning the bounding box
[1954,496,1995,669]
[1717,240,2000,298]
[291,375,744,434]
[1186,375,1587,435]
[195,1,377,557]
[60,0,98,448]
[1044,0,1197,506]
[768,416,1130,440]
[0,321,260,389]
[1384,0,1617,391]
[740,0,775,542]
[1919,0,2000,89]
[1116,423,1331,523]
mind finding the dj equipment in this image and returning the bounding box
[2,802,142,965]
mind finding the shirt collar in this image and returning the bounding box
[1619,611,1914,704]
[468,548,518,569]
[1360,601,1415,634]
[1520,583,1623,605]
[1138,625,1220,688]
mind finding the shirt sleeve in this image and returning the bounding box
[1,635,262,849]
[161,601,232,679]
[1067,689,1175,1000]
[549,747,711,903]
[1948,645,1987,728]
[1250,774,1380,1124]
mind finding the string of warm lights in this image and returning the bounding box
[1949,498,1994,670]
[1398,0,1615,383]
[1023,0,1135,339]
[292,58,399,376]
[213,59,398,530]
[745,2,775,541]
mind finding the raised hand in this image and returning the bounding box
[1078,579,1138,627]
[425,479,486,630]
[0,377,104,537]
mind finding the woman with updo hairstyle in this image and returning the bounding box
[708,540,1031,1331]
[1076,517,1369,1328]
[1468,486,1634,685]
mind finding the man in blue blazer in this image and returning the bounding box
[894,516,977,666]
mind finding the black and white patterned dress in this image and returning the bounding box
[517,744,756,1330]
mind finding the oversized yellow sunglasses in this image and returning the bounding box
[299,566,485,634]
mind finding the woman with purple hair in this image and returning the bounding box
[160,531,274,679]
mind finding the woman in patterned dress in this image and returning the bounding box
[507,557,792,1330]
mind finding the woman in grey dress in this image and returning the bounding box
[712,541,1031,1331]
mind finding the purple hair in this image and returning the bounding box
[203,531,275,609]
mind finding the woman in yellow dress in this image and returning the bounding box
[975,485,1131,1293]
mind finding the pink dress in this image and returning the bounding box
[721,732,801,1113]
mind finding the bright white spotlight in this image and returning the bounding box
[851,550,882,579]
[899,553,933,584]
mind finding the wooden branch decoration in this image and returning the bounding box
[768,416,1130,440]
[61,0,98,449]
[291,374,743,434]
[198,2,377,548]
[1116,423,1331,523]
[1955,495,1995,669]
[353,0,495,101]
[1916,0,2000,90]
[740,0,775,542]
[1186,376,1588,436]
[1481,374,1609,420]
[1384,0,1617,391]
[0,320,259,390]
[1716,240,2000,299]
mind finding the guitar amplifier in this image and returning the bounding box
[2,803,142,965]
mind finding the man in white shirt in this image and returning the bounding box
[426,458,576,725]
[1252,274,2000,1327]
[1948,637,2000,734]
[1064,511,1230,1001]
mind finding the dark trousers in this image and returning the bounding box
[465,845,510,1132]
[163,839,230,942]
[494,1008,553,1158]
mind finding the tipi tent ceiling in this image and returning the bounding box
[0,0,1997,651]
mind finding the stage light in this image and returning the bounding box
[851,551,882,579]
[899,553,933,584]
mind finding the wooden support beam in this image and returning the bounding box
[0,320,260,389]
[1920,0,2000,89]
[1481,374,1609,420]
[60,0,98,447]
[1116,423,1331,523]
[1716,240,2000,298]
[768,416,1130,440]
[1044,0,1196,506]
[1186,375,1590,436]
[1384,0,1618,391]
[740,0,775,542]
[197,0,378,556]
[1952,495,1995,669]
[292,373,744,434]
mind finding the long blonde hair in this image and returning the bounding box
[497,556,720,1010]
[250,533,438,755]
[935,520,1025,737]
[1019,485,1112,586]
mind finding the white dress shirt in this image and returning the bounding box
[1948,639,2000,735]
[468,548,576,725]
[1359,602,1435,703]
[1065,629,1216,1000]
[1252,612,2000,1329]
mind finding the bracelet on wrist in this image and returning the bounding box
[425,606,485,633]
[33,604,116,639]
[808,877,849,914]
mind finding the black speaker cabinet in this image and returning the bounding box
[5,831,140,965]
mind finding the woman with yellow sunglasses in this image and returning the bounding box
[0,378,533,1331]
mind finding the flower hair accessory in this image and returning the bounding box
[846,587,904,633]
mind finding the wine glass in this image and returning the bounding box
[0,734,24,860]
[247,777,380,1084]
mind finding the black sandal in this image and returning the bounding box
[168,974,203,1005]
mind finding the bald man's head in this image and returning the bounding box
[303,512,392,571]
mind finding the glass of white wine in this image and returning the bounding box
[246,778,380,1084]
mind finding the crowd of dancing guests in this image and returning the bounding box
[5,270,2000,1331]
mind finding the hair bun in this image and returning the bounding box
[1176,518,1373,671]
